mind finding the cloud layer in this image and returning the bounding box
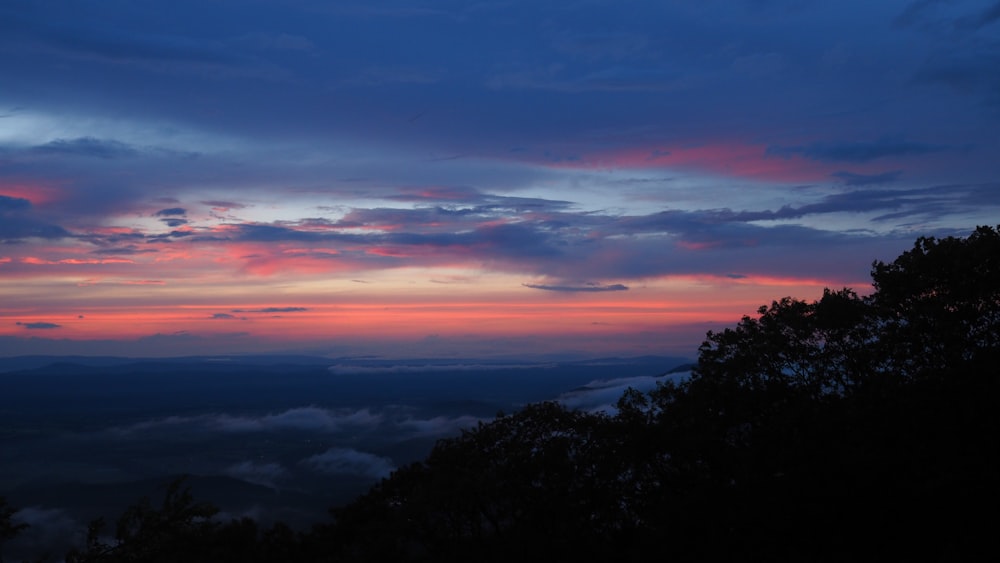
[1,0,998,357]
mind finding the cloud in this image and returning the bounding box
[16,321,61,329]
[2,1,999,362]
[211,407,383,433]
[210,313,239,319]
[155,207,187,216]
[624,184,996,230]
[0,196,71,242]
[767,138,946,162]
[557,371,692,414]
[202,200,248,210]
[387,185,485,203]
[301,447,395,479]
[224,218,566,264]
[133,182,989,284]
[225,460,287,489]
[90,245,159,255]
[398,415,483,437]
[0,194,31,212]
[522,282,629,292]
[327,362,549,375]
[831,170,902,186]
[913,49,1000,104]
[229,224,330,243]
[111,407,384,435]
[33,137,138,159]
[230,307,309,313]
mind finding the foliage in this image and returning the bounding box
[63,478,307,563]
[871,225,1000,380]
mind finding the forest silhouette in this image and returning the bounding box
[3,226,998,562]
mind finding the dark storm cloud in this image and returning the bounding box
[523,283,629,293]
[211,313,238,320]
[33,137,138,159]
[767,138,946,162]
[17,322,61,329]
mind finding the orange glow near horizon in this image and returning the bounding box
[0,269,850,351]
[1,300,717,343]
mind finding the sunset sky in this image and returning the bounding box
[2,0,999,358]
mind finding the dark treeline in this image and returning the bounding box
[3,226,999,562]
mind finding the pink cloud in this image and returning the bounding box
[0,183,66,206]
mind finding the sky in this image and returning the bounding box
[1,0,998,359]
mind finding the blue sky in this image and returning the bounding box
[1,0,998,358]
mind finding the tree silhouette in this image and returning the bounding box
[323,226,1000,560]
[66,478,219,563]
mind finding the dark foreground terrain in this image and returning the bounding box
[2,226,999,561]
